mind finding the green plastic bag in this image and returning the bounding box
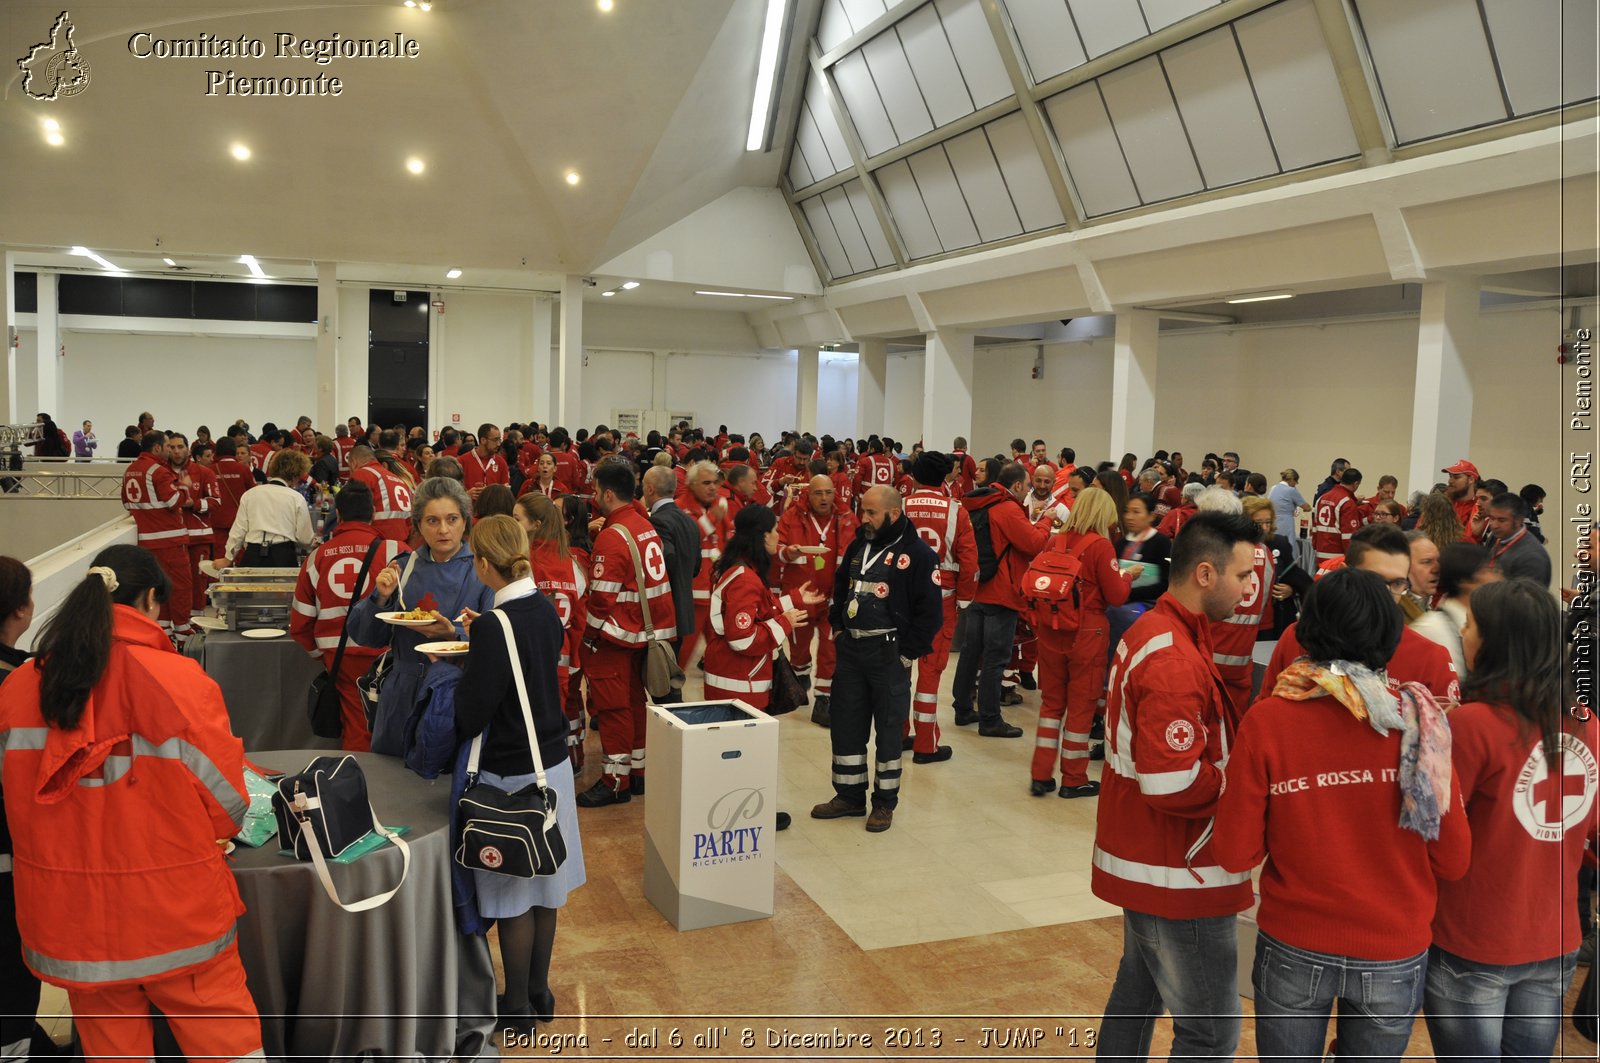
[234,768,281,848]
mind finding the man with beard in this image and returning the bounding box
[810,486,942,834]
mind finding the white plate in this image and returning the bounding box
[191,616,228,632]
[376,611,440,626]
[795,545,830,555]
[415,640,471,657]
[240,628,285,639]
[198,559,224,579]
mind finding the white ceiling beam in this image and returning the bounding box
[1309,0,1395,166]
[1372,203,1427,282]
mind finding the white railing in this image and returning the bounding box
[19,514,138,653]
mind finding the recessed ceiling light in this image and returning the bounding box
[694,289,793,301]
[601,290,615,297]
[42,118,59,132]
[597,0,614,10]
[445,268,462,279]
[163,257,177,267]
[230,143,251,161]
[239,254,268,279]
[45,131,64,147]
[746,293,793,301]
[620,281,640,290]
[70,246,122,272]
[403,1,416,6]
[746,0,790,151]
[565,170,581,186]
[406,157,425,175]
[1225,291,1294,304]
[418,1,431,10]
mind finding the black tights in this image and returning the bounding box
[498,906,558,1007]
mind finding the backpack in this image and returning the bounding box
[404,662,463,780]
[967,492,1012,584]
[1021,536,1095,633]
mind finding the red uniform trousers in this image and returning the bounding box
[187,540,214,616]
[905,597,958,753]
[322,649,376,752]
[586,642,646,792]
[677,603,712,669]
[67,943,262,1063]
[786,603,835,697]
[150,544,195,644]
[1032,616,1110,787]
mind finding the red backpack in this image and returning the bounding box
[1021,536,1093,632]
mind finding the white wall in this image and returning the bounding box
[885,351,925,444]
[335,285,370,426]
[429,289,539,432]
[817,354,858,441]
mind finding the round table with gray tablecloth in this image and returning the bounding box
[228,750,497,1062]
[184,630,340,753]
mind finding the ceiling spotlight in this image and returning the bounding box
[70,246,122,272]
[230,143,251,161]
[406,157,425,175]
[1225,291,1294,304]
[404,1,416,6]
[565,170,581,186]
[620,281,640,290]
[418,1,431,10]
[239,254,268,279]
[45,131,64,146]
[601,290,615,297]
[42,118,60,132]
[163,257,177,267]
[598,0,614,10]
[445,268,462,279]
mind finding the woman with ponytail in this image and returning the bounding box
[0,545,261,1060]
[449,515,585,1034]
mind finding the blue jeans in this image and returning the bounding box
[1097,910,1240,1061]
[1251,930,1426,1062]
[1423,945,1577,1062]
[951,602,1018,724]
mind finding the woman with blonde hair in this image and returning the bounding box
[514,493,589,766]
[223,447,314,567]
[451,515,585,1031]
[1028,487,1140,798]
[1416,491,1466,549]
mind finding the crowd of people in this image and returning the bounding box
[0,406,1591,1060]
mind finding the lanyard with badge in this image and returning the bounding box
[846,541,891,620]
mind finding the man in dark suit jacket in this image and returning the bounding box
[642,465,700,675]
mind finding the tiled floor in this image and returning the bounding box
[31,653,1597,1059]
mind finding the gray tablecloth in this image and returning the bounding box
[229,750,498,1062]
[186,630,338,753]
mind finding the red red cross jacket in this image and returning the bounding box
[1264,623,1459,703]
[178,462,220,544]
[1311,483,1362,562]
[517,441,544,478]
[585,502,678,647]
[121,452,188,549]
[529,538,588,688]
[1091,593,1255,919]
[949,450,978,497]
[1210,541,1275,684]
[775,502,857,598]
[674,492,733,605]
[0,606,248,989]
[550,449,586,493]
[290,522,404,654]
[854,453,899,496]
[334,436,357,477]
[210,457,255,531]
[702,564,797,703]
[350,463,415,545]
[903,488,978,604]
[460,448,509,491]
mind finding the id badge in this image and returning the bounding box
[846,599,859,619]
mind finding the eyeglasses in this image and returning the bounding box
[1385,577,1411,592]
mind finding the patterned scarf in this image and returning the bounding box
[1272,659,1452,840]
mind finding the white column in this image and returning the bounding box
[1110,309,1160,460]
[1,249,13,424]
[34,273,61,422]
[1408,276,1477,499]
[922,328,974,451]
[652,350,669,432]
[530,296,553,424]
[796,346,819,432]
[558,275,584,428]
[315,262,338,433]
[856,338,887,438]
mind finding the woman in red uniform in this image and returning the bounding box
[1028,488,1139,798]
[560,495,595,749]
[1425,579,1597,1060]
[524,453,568,501]
[703,505,823,830]
[0,545,260,1061]
[516,492,588,767]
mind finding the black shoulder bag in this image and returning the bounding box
[308,537,385,738]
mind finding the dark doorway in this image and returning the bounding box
[369,289,431,433]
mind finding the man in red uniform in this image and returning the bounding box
[902,452,976,760]
[673,460,732,667]
[121,432,194,645]
[579,462,677,806]
[1442,458,1480,533]
[170,433,220,620]
[546,427,586,493]
[775,474,857,725]
[1211,530,1273,719]
[209,437,256,565]
[766,439,814,505]
[854,438,898,499]
[459,422,508,500]
[290,482,404,751]
[348,445,415,544]
[1093,512,1259,1059]
[248,425,282,476]
[1264,523,1459,701]
[332,423,357,478]
[1009,438,1034,473]
[1310,465,1363,563]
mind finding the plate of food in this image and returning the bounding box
[376,608,443,626]
[415,641,471,657]
[794,544,831,555]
